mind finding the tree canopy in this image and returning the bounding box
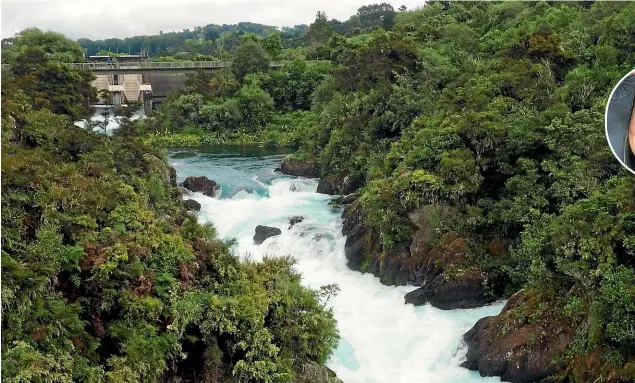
[1,24,338,383]
[231,41,270,83]
[3,1,635,381]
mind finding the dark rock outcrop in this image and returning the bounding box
[341,202,456,287]
[296,361,343,383]
[341,203,382,272]
[288,216,304,228]
[253,225,282,245]
[341,176,361,195]
[404,268,494,309]
[461,290,571,382]
[184,199,201,212]
[280,157,317,178]
[317,176,341,195]
[341,202,497,308]
[182,176,220,197]
[329,193,358,206]
[169,166,178,188]
[317,175,362,195]
[340,193,357,204]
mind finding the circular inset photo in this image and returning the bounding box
[606,69,635,174]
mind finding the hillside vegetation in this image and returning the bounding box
[133,1,635,380]
[1,29,339,382]
[2,1,635,382]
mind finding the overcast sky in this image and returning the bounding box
[1,0,425,40]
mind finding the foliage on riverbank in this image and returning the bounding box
[5,1,635,381]
[1,29,339,383]
[133,58,329,145]
[132,3,635,377]
[141,111,313,149]
[289,1,635,379]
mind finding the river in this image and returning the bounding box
[169,145,504,383]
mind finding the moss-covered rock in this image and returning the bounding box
[280,157,318,178]
[342,202,495,310]
[461,290,572,382]
[296,362,343,383]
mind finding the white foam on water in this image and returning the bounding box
[74,105,145,135]
[190,177,503,383]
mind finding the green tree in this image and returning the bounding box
[231,41,270,83]
[357,3,397,30]
[1,29,339,382]
[235,79,275,129]
[306,11,334,48]
[5,33,96,120]
[262,32,283,59]
[336,31,419,91]
[2,28,85,63]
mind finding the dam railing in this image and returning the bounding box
[1,60,329,73]
[66,61,288,71]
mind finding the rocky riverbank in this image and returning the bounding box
[341,201,496,310]
[461,290,571,382]
[279,157,583,382]
[278,156,497,310]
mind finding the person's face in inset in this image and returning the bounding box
[630,70,635,156]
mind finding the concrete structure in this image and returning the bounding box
[92,72,153,113]
[92,73,144,102]
[0,59,321,112]
[68,60,286,74]
[86,61,291,111]
[2,59,325,112]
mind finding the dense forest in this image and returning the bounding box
[132,1,635,381]
[1,29,339,382]
[2,1,635,382]
[67,3,400,60]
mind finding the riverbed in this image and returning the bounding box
[169,145,503,383]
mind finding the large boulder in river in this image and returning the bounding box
[404,268,494,309]
[182,176,220,197]
[184,199,201,212]
[280,157,317,178]
[253,225,282,245]
[288,216,304,228]
[461,290,572,382]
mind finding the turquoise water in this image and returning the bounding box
[169,146,503,383]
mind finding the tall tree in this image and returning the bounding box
[357,3,397,30]
[230,41,270,83]
[4,30,96,120]
[262,33,283,59]
[306,11,334,48]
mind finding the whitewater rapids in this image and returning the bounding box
[170,149,503,383]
